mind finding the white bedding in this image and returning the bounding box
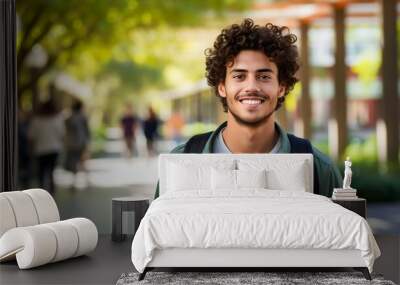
[131,190,380,273]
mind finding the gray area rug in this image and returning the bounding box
[116,271,396,285]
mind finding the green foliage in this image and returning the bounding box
[16,0,249,107]
[311,138,329,156]
[313,134,379,166]
[100,60,164,92]
[90,125,107,158]
[314,134,400,202]
[351,51,381,89]
[347,165,400,202]
[344,134,378,166]
[284,83,300,112]
[92,125,107,141]
[182,122,218,137]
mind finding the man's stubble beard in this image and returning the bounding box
[227,96,278,129]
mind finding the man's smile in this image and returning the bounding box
[236,95,267,108]
[240,98,264,105]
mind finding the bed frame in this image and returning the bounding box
[138,248,371,280]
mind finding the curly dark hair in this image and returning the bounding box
[205,18,299,112]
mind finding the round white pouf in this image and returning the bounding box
[0,189,98,269]
[0,196,17,237]
[66,218,98,257]
[23,189,60,223]
[42,221,79,262]
[0,218,98,269]
[0,191,39,227]
[0,225,57,269]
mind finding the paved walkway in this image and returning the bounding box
[55,157,158,189]
[54,129,176,189]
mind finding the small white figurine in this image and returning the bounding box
[342,157,352,189]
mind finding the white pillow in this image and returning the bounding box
[266,164,307,191]
[166,159,236,193]
[236,169,267,189]
[237,159,309,192]
[211,168,236,190]
[167,162,210,191]
[211,168,267,191]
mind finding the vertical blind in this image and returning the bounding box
[0,0,17,192]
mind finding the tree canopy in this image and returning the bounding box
[17,0,249,111]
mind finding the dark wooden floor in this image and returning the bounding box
[0,235,133,285]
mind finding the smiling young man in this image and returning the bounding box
[154,19,341,198]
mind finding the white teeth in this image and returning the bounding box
[241,99,262,105]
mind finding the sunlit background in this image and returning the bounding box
[16,0,399,232]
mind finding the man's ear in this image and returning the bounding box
[218,82,227,98]
[278,85,286,98]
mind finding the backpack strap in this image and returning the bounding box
[287,134,320,195]
[183,122,227,153]
[287,134,313,153]
[183,132,213,153]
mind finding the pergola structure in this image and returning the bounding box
[251,0,399,165]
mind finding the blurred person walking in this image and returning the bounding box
[28,100,65,194]
[64,100,91,189]
[120,103,139,157]
[143,106,161,156]
[166,111,185,145]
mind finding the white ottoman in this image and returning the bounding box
[0,189,98,269]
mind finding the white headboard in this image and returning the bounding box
[158,153,314,195]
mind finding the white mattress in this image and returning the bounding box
[131,190,380,273]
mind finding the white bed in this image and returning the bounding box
[131,154,380,280]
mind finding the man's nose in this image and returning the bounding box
[244,76,260,93]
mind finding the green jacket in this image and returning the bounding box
[154,122,342,199]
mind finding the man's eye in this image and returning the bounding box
[258,75,271,80]
[233,74,244,79]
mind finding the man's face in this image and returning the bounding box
[218,50,285,126]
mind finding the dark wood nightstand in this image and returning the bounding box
[112,196,150,242]
[331,198,366,218]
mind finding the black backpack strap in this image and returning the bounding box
[183,121,227,153]
[287,134,313,153]
[287,134,320,195]
[183,132,213,153]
